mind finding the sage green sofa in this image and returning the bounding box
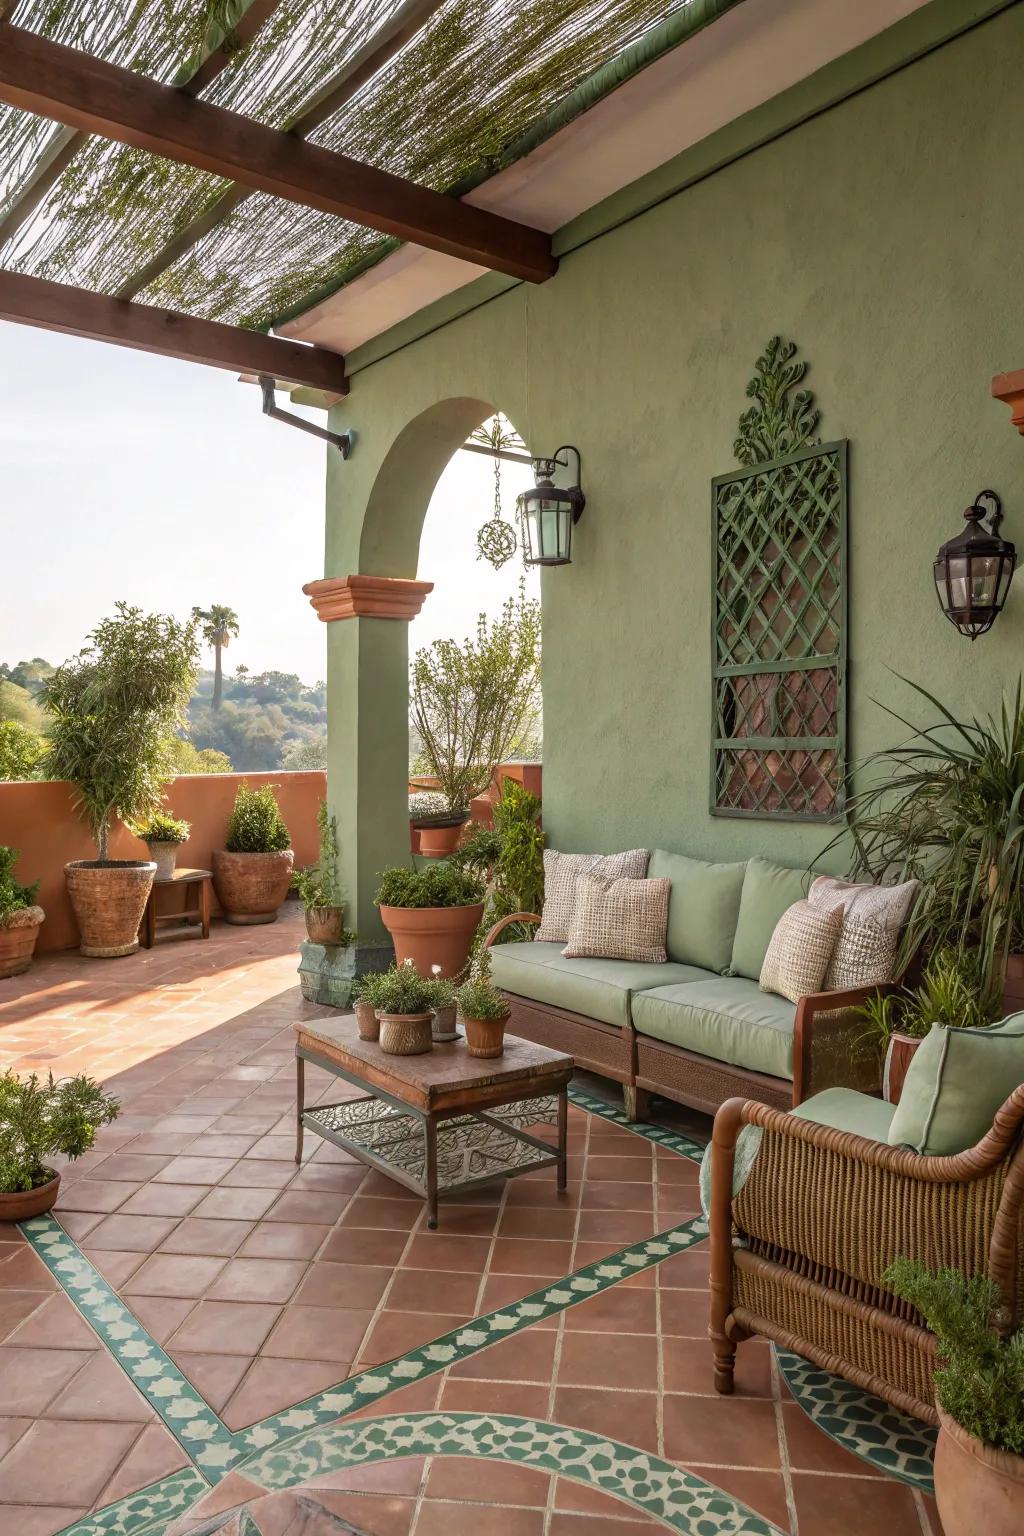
[485,852,884,1119]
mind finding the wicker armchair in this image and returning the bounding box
[708,1087,1024,1422]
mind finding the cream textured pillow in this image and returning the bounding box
[563,874,671,963]
[536,848,650,943]
[809,875,918,989]
[759,899,843,1004]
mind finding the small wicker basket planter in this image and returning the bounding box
[304,904,347,945]
[0,905,45,979]
[378,1011,433,1056]
[212,849,294,925]
[65,861,156,958]
[935,1408,1024,1536]
[0,1173,61,1222]
[354,999,380,1041]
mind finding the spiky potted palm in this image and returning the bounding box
[42,605,198,957]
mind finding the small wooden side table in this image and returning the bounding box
[141,868,212,948]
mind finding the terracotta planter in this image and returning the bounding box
[65,861,156,958]
[354,998,380,1041]
[305,904,347,945]
[0,1173,60,1223]
[883,1032,922,1105]
[935,1408,1024,1536]
[147,841,179,882]
[1002,953,1024,1015]
[212,849,294,925]
[378,902,484,980]
[414,815,469,859]
[431,1003,458,1043]
[0,905,45,979]
[462,1011,510,1059]
[378,1011,433,1056]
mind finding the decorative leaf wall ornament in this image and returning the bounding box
[470,414,525,570]
[734,336,821,467]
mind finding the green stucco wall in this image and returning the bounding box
[323,3,1024,942]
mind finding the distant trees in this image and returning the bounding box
[191,605,240,709]
[0,720,46,781]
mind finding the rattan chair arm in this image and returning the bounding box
[792,983,892,1104]
[483,911,542,948]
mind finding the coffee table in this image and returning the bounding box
[293,1016,573,1228]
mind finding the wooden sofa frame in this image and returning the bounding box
[484,912,885,1117]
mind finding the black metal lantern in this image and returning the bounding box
[934,489,1016,639]
[517,445,585,566]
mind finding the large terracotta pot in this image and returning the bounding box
[378,902,485,980]
[935,1408,1024,1536]
[0,1173,60,1223]
[883,1032,922,1105]
[65,861,156,958]
[212,849,294,925]
[304,904,347,945]
[414,816,469,859]
[0,905,45,979]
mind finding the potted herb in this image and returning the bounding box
[457,949,511,1059]
[884,1259,1024,1535]
[409,790,468,859]
[212,782,294,924]
[134,809,190,882]
[0,846,44,980]
[453,779,544,942]
[42,604,198,957]
[375,864,485,978]
[371,963,435,1056]
[352,971,385,1041]
[292,801,349,944]
[0,1070,119,1220]
[428,970,459,1042]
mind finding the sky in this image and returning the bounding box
[0,319,537,685]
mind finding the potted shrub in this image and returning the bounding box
[371,963,435,1056]
[456,949,511,1059]
[0,847,44,980]
[375,864,485,978]
[352,971,384,1041]
[213,782,294,924]
[134,809,190,882]
[452,779,544,943]
[428,970,459,1042]
[884,1259,1024,1536]
[292,801,350,944]
[0,1070,119,1221]
[42,604,198,957]
[409,790,468,859]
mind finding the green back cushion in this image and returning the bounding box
[647,850,746,973]
[887,1014,1024,1155]
[730,857,811,980]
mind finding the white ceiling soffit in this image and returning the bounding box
[277,0,931,355]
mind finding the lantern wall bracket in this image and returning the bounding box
[970,488,1003,533]
[538,445,586,521]
[259,375,353,457]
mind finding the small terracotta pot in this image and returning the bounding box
[431,1003,458,1042]
[378,1011,433,1056]
[147,842,179,882]
[0,1172,60,1223]
[462,1012,510,1059]
[305,904,347,945]
[0,905,45,979]
[354,998,380,1041]
[935,1408,1024,1536]
[212,849,294,925]
[378,902,484,980]
[884,1032,922,1105]
[415,816,469,858]
[65,861,156,958]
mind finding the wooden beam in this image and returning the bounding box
[0,23,557,283]
[0,268,349,393]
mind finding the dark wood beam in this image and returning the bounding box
[0,268,349,393]
[0,23,557,283]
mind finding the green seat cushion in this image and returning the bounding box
[792,1087,896,1142]
[489,942,713,1028]
[631,977,796,1080]
[730,856,811,981]
[647,850,747,973]
[887,1014,1024,1155]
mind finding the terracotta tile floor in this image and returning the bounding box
[0,908,940,1534]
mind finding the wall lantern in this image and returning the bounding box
[934,489,1016,639]
[517,446,585,566]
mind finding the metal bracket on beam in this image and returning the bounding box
[259,375,352,457]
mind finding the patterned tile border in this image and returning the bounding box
[57,1469,211,1536]
[568,1084,708,1160]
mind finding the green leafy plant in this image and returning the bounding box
[42,604,199,861]
[426,973,458,1010]
[856,945,1002,1052]
[457,948,510,1022]
[453,779,544,941]
[374,864,484,910]
[225,782,291,853]
[135,810,191,845]
[0,846,38,926]
[0,1071,119,1193]
[367,962,435,1016]
[292,801,343,907]
[0,719,46,781]
[884,1259,1024,1455]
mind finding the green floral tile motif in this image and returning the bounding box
[244,1409,784,1534]
[56,1468,211,1536]
[775,1348,936,1490]
[568,1084,707,1161]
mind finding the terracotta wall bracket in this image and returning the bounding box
[303,574,434,621]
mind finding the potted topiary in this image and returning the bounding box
[0,1070,119,1220]
[408,790,469,859]
[371,963,435,1056]
[42,604,198,957]
[375,864,485,978]
[884,1259,1024,1536]
[427,969,459,1042]
[292,801,349,944]
[0,846,44,980]
[134,809,191,882]
[456,949,511,1058]
[212,782,294,924]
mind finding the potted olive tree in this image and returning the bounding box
[0,1069,119,1220]
[292,801,350,944]
[212,782,294,924]
[134,810,191,882]
[375,864,485,978]
[42,604,198,957]
[0,846,44,979]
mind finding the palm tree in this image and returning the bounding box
[191,605,239,710]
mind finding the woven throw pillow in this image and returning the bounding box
[562,875,671,963]
[759,899,843,1004]
[536,848,650,943]
[809,875,918,989]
